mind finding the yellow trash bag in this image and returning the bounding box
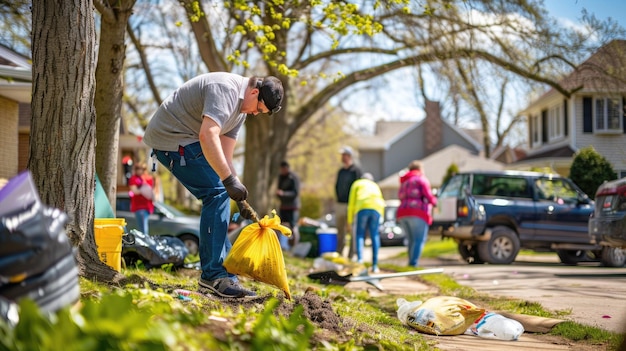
[223,210,292,299]
[397,296,485,335]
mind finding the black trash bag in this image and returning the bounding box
[0,201,79,315]
[122,229,189,269]
[0,202,72,283]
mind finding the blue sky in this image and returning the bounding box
[544,0,626,27]
[343,0,626,137]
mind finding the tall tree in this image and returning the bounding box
[175,0,586,213]
[93,0,137,207]
[120,0,623,214]
[31,0,121,281]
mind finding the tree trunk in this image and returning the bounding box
[95,0,136,209]
[31,0,122,281]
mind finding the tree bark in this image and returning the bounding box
[31,0,122,281]
[94,0,137,208]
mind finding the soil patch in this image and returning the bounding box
[172,268,369,345]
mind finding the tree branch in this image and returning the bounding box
[180,0,227,72]
[126,23,162,105]
[293,47,403,71]
[93,0,115,23]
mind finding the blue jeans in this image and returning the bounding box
[134,209,150,235]
[154,142,230,281]
[355,209,381,267]
[398,216,429,267]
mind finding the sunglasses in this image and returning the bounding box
[267,104,281,115]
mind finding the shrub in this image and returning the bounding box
[442,163,460,186]
[569,146,616,199]
[300,192,322,219]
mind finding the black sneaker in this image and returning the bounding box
[198,277,256,298]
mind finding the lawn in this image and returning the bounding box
[1,236,622,350]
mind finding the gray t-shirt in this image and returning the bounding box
[143,72,248,151]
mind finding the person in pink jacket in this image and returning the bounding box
[348,173,386,273]
[397,160,437,267]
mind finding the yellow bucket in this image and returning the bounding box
[94,218,126,272]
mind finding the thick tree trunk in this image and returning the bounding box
[31,0,122,281]
[243,79,291,214]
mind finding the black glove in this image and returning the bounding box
[222,174,248,201]
[237,201,254,220]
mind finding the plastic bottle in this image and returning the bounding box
[465,312,524,341]
[312,257,343,271]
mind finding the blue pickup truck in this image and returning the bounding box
[429,170,625,266]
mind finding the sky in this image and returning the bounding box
[544,0,626,28]
[348,0,626,137]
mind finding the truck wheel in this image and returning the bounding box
[458,243,484,264]
[601,247,626,267]
[477,226,520,264]
[556,250,589,265]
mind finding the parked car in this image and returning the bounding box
[116,193,200,257]
[429,170,625,267]
[379,199,405,246]
[589,177,626,249]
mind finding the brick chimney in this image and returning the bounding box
[424,99,443,155]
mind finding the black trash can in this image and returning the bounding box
[298,225,319,258]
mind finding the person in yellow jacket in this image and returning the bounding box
[347,173,386,273]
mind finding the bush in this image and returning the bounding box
[300,192,323,219]
[569,146,616,199]
[442,163,460,186]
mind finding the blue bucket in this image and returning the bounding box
[316,228,338,256]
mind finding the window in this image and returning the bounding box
[531,114,540,145]
[439,174,467,198]
[595,96,622,133]
[535,178,580,205]
[472,175,531,198]
[548,104,563,140]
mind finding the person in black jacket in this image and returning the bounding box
[335,146,362,259]
[276,160,300,250]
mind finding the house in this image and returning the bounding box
[355,99,504,199]
[0,44,31,180]
[376,144,505,199]
[515,39,626,177]
[0,44,148,188]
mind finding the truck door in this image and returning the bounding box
[533,177,593,243]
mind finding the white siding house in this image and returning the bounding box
[516,40,626,178]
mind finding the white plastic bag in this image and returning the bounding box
[464,312,524,341]
[139,183,154,200]
[396,298,424,324]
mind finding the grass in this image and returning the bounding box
[1,237,623,350]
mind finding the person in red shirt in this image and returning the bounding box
[128,162,154,235]
[397,160,437,267]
